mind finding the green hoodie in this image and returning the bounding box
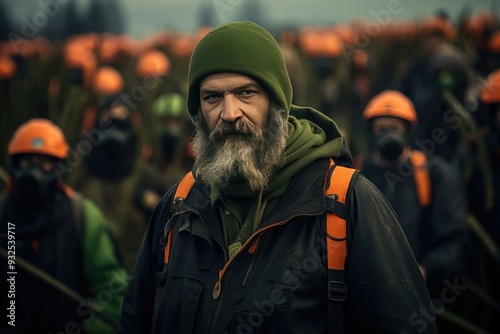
[212,105,344,259]
[186,21,345,258]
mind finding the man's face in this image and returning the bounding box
[18,154,54,173]
[99,104,130,123]
[199,73,270,132]
[11,154,58,212]
[192,73,288,191]
[370,117,408,162]
[371,117,407,138]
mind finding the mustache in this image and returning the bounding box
[209,119,262,142]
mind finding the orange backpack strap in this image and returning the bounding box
[173,171,195,204]
[163,227,175,265]
[164,171,195,264]
[410,150,431,207]
[325,159,357,334]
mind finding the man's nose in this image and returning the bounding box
[220,94,243,123]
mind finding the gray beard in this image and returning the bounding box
[192,105,288,191]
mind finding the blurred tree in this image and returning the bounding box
[83,0,108,34]
[0,2,12,41]
[106,0,126,35]
[234,0,268,31]
[81,0,125,35]
[198,1,216,28]
[62,0,84,38]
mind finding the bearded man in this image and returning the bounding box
[119,21,436,333]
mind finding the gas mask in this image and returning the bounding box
[12,166,58,211]
[375,131,406,162]
[85,118,138,181]
[100,119,136,159]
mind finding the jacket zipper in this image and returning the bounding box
[209,219,290,333]
[241,236,262,287]
[209,212,322,333]
[211,218,291,300]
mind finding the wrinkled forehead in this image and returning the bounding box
[199,73,265,93]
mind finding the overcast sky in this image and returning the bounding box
[123,0,496,36]
[3,0,497,38]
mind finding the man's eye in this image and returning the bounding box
[238,90,255,97]
[203,94,221,103]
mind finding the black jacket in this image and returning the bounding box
[119,158,436,333]
[361,153,469,283]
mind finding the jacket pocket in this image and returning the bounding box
[268,251,302,287]
[151,275,205,334]
[236,251,301,325]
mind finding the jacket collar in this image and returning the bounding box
[180,158,331,229]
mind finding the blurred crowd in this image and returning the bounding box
[1,8,500,333]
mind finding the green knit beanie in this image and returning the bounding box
[187,21,293,118]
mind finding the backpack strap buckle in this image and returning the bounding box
[328,280,347,302]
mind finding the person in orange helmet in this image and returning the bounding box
[74,97,169,273]
[360,90,477,333]
[0,118,127,334]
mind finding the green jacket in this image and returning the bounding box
[79,195,129,334]
[0,188,128,334]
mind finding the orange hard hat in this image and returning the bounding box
[363,90,417,124]
[64,44,97,86]
[322,31,343,57]
[135,49,171,78]
[333,24,355,45]
[487,30,500,53]
[67,33,99,52]
[92,66,124,95]
[117,34,140,57]
[99,35,121,64]
[352,49,368,68]
[8,118,69,159]
[170,34,196,58]
[299,29,323,58]
[0,56,17,80]
[480,69,500,104]
[465,11,495,38]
